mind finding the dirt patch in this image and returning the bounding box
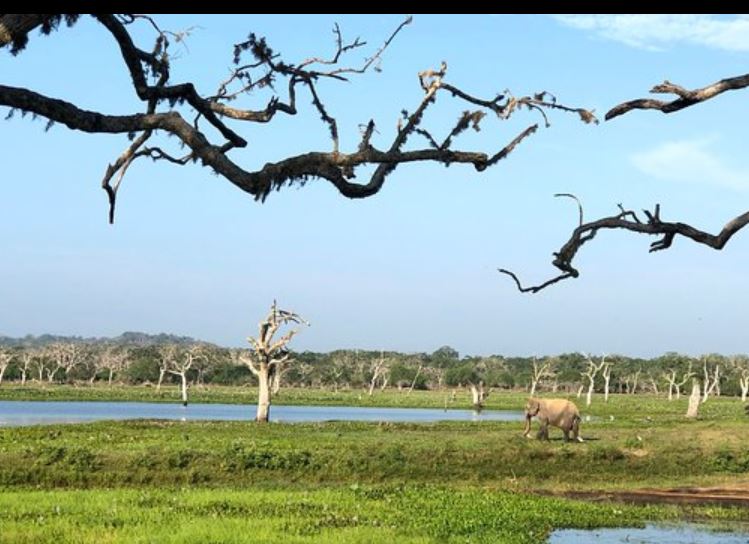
[551,484,749,507]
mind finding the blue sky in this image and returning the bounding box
[1,14,748,357]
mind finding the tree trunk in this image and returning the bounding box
[686,380,700,418]
[586,380,594,406]
[21,370,26,386]
[0,366,6,385]
[603,376,610,402]
[180,373,188,406]
[740,378,749,402]
[108,368,114,385]
[529,379,538,397]
[156,368,166,391]
[256,367,271,423]
[271,366,282,395]
[576,384,584,398]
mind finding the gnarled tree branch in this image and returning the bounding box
[1,14,595,223]
[500,198,749,293]
[606,73,749,121]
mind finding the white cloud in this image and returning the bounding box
[554,14,749,52]
[631,137,749,191]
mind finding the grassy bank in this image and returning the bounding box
[1,391,748,541]
[0,485,741,544]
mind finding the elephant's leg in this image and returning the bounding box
[563,428,570,443]
[572,416,583,442]
[538,419,550,441]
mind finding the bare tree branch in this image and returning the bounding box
[1,14,594,222]
[606,74,749,121]
[501,201,749,293]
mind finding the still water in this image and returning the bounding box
[549,524,749,544]
[0,400,523,426]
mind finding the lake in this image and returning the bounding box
[0,400,524,426]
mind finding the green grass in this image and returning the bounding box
[0,485,740,544]
[1,390,748,541]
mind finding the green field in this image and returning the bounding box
[1,388,748,542]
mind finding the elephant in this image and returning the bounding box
[522,397,583,443]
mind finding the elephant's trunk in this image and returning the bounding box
[522,414,531,437]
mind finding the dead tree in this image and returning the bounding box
[156,344,176,391]
[701,357,721,404]
[368,351,388,396]
[237,301,308,422]
[731,356,749,402]
[95,346,130,385]
[582,353,607,407]
[18,349,35,385]
[407,365,423,395]
[0,349,12,385]
[468,380,489,410]
[167,344,204,406]
[663,362,695,401]
[601,358,613,403]
[622,369,640,395]
[45,343,84,383]
[529,356,555,397]
[501,71,749,293]
[686,379,701,418]
[0,15,593,224]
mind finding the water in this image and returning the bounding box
[549,524,749,544]
[0,400,523,426]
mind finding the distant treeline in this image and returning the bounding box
[0,335,748,399]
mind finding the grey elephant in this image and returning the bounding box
[522,397,583,443]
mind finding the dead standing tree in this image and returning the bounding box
[581,353,607,407]
[0,349,12,385]
[701,356,721,404]
[238,301,308,423]
[167,344,204,406]
[663,362,695,401]
[45,343,84,383]
[528,356,556,397]
[0,15,594,224]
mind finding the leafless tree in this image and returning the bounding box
[45,343,84,383]
[601,358,613,403]
[701,356,721,404]
[0,15,593,225]
[581,353,607,407]
[167,344,204,406]
[663,362,695,401]
[730,355,749,403]
[17,349,36,385]
[94,345,130,385]
[156,344,177,391]
[368,351,389,396]
[468,380,489,410]
[0,348,12,385]
[528,356,556,397]
[621,369,640,395]
[237,301,308,422]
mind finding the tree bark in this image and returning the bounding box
[256,367,271,423]
[686,380,701,418]
[180,373,188,406]
[156,368,166,391]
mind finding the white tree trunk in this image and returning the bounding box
[20,369,26,386]
[529,379,538,397]
[180,373,188,406]
[256,367,271,422]
[686,380,701,418]
[0,366,6,385]
[603,375,610,402]
[586,379,594,407]
[156,368,166,391]
[740,377,749,402]
[108,368,114,385]
[576,384,584,398]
